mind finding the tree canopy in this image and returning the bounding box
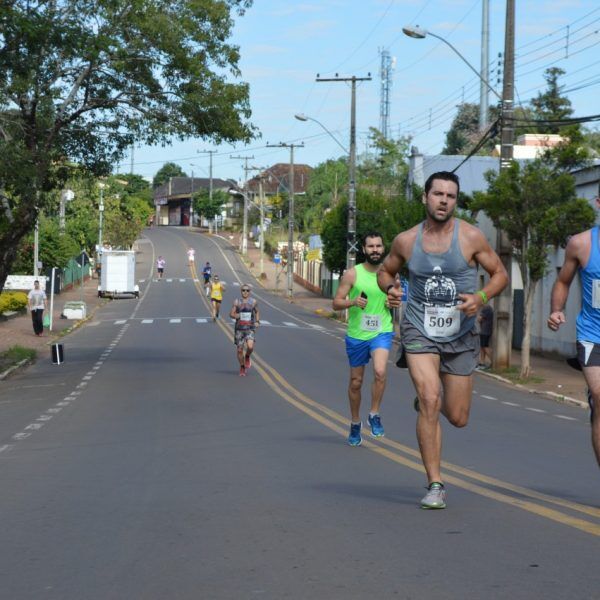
[0,0,255,293]
[153,163,188,189]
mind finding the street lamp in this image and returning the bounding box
[294,114,348,154]
[402,15,515,369]
[401,26,501,100]
[295,112,358,271]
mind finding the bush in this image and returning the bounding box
[0,291,28,313]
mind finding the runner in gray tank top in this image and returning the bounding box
[378,171,508,509]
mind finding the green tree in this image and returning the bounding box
[530,68,573,134]
[193,189,228,231]
[321,189,425,274]
[359,128,412,196]
[471,160,594,378]
[152,163,188,189]
[0,0,255,293]
[103,194,152,249]
[442,103,501,155]
[11,215,80,273]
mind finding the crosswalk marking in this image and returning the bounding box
[283,322,299,327]
[166,279,173,282]
[260,320,271,325]
[115,320,127,325]
[179,278,186,282]
[169,318,181,324]
[309,324,324,330]
[141,319,153,324]
[196,318,208,323]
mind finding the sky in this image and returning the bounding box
[125,0,600,184]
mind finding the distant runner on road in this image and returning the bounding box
[202,262,212,296]
[332,232,393,447]
[209,275,225,321]
[187,247,195,265]
[156,256,166,279]
[230,284,260,377]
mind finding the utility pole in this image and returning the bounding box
[199,150,217,231]
[266,143,304,298]
[316,73,372,270]
[230,154,254,253]
[258,176,265,277]
[247,166,268,277]
[479,0,490,130]
[493,0,515,370]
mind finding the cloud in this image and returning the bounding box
[286,19,338,41]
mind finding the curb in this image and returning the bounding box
[474,368,588,409]
[0,358,32,381]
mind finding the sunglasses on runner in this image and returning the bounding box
[241,288,250,293]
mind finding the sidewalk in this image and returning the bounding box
[223,232,589,408]
[0,275,106,372]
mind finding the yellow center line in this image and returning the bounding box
[180,234,600,536]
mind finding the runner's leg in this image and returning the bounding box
[369,348,389,414]
[348,365,366,423]
[439,373,473,427]
[582,366,600,466]
[407,353,443,484]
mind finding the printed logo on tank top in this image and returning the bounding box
[423,266,460,337]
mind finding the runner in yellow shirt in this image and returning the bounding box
[209,275,226,321]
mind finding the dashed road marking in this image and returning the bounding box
[169,318,181,324]
[555,415,577,421]
[526,407,546,413]
[481,394,497,400]
[502,401,520,407]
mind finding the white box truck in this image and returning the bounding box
[98,250,139,298]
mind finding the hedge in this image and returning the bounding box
[0,291,28,313]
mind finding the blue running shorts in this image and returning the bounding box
[345,332,394,368]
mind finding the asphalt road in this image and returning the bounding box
[1,227,599,600]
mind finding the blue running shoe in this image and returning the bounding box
[368,414,384,437]
[348,422,362,446]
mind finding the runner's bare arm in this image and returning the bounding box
[548,234,583,331]
[332,268,363,310]
[229,299,239,320]
[457,227,508,317]
[254,304,260,325]
[377,234,407,308]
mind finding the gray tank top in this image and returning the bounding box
[405,219,477,342]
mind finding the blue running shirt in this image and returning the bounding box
[576,226,600,343]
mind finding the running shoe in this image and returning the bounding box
[421,482,446,509]
[239,366,246,377]
[244,354,251,370]
[347,422,362,446]
[367,414,384,437]
[588,388,594,423]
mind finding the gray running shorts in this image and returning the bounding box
[398,317,479,376]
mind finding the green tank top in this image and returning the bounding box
[347,264,393,341]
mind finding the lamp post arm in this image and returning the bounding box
[312,118,348,154]
[427,31,501,100]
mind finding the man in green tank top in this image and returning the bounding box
[333,232,395,446]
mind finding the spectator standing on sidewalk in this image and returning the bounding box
[478,303,494,368]
[548,199,600,467]
[27,280,47,337]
